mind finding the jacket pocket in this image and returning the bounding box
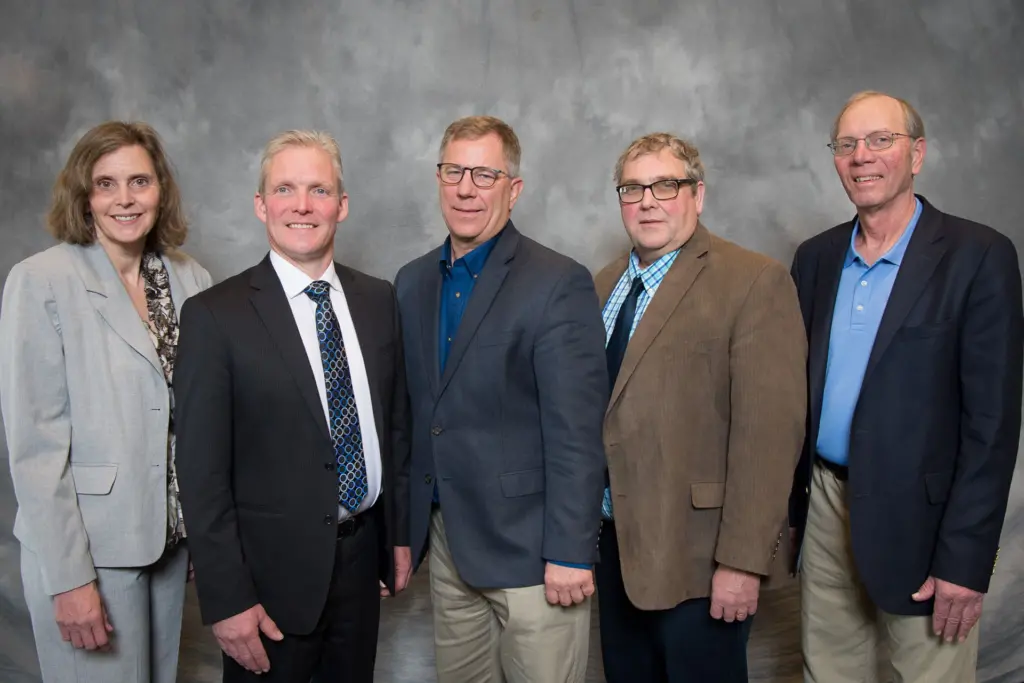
[690,482,726,509]
[924,470,954,504]
[499,468,545,497]
[71,463,118,495]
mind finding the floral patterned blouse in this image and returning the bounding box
[140,251,185,547]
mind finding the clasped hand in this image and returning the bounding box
[544,562,595,606]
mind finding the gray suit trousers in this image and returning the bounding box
[21,543,189,683]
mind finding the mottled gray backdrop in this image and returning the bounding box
[1,1,1021,682]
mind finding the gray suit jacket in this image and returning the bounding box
[394,222,608,589]
[0,242,212,595]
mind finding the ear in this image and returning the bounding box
[335,192,350,223]
[254,192,268,223]
[693,181,706,216]
[508,177,524,212]
[911,137,926,177]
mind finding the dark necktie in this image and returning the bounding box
[605,276,645,392]
[304,281,368,513]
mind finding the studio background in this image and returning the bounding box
[0,1,1021,681]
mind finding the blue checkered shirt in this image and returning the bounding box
[601,248,680,519]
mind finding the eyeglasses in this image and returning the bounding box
[616,179,696,204]
[437,163,509,188]
[828,131,913,157]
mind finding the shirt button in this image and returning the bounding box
[860,281,868,287]
[856,305,864,311]
[323,515,333,525]
[455,292,461,298]
[431,426,443,436]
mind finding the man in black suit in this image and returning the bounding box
[174,130,411,683]
[788,91,1023,682]
[394,115,607,683]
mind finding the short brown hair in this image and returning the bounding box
[47,121,188,251]
[614,133,705,189]
[439,116,522,177]
[258,129,345,195]
[831,90,926,141]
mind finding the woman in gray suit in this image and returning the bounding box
[0,121,212,682]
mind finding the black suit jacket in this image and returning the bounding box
[394,222,608,589]
[174,255,410,634]
[789,195,1023,615]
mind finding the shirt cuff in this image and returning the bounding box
[547,560,592,569]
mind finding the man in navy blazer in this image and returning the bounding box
[788,91,1023,682]
[393,115,607,683]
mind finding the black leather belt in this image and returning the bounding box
[337,513,366,539]
[816,454,849,481]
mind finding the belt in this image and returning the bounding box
[336,513,367,539]
[816,454,849,481]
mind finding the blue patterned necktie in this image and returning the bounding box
[304,280,367,513]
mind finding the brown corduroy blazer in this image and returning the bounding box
[595,223,807,611]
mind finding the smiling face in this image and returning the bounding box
[88,144,161,253]
[619,148,705,266]
[254,144,348,276]
[833,95,925,214]
[437,133,523,257]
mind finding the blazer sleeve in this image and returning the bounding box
[0,262,96,595]
[388,281,411,547]
[788,248,812,532]
[715,260,808,576]
[933,235,1024,592]
[174,295,259,624]
[532,263,609,565]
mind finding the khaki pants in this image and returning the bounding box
[801,461,979,683]
[428,509,591,683]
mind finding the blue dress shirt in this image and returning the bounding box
[816,198,923,466]
[439,235,499,372]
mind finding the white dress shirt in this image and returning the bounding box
[269,250,382,520]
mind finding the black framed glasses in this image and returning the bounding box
[437,163,509,188]
[616,178,696,204]
[827,131,913,157]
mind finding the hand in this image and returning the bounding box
[381,546,413,597]
[544,563,595,607]
[212,604,284,674]
[710,565,761,622]
[912,576,984,643]
[53,580,114,650]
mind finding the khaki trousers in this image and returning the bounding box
[801,461,979,683]
[428,509,591,683]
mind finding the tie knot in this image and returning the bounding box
[629,276,645,296]
[304,280,331,301]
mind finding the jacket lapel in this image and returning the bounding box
[418,246,444,400]
[862,199,946,384]
[78,243,163,378]
[608,224,710,410]
[808,228,849,439]
[437,224,519,400]
[336,263,385,438]
[248,256,330,440]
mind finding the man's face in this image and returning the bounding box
[437,133,522,252]
[254,145,347,271]
[833,95,925,213]
[619,148,704,265]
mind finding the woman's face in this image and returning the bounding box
[88,145,161,252]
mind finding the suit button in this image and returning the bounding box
[324,515,333,525]
[431,426,443,436]
[425,474,433,484]
[324,462,333,470]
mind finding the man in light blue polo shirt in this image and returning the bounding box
[788,91,1023,683]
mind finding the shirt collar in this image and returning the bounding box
[269,249,342,299]
[846,197,923,267]
[628,248,681,293]
[439,229,503,277]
